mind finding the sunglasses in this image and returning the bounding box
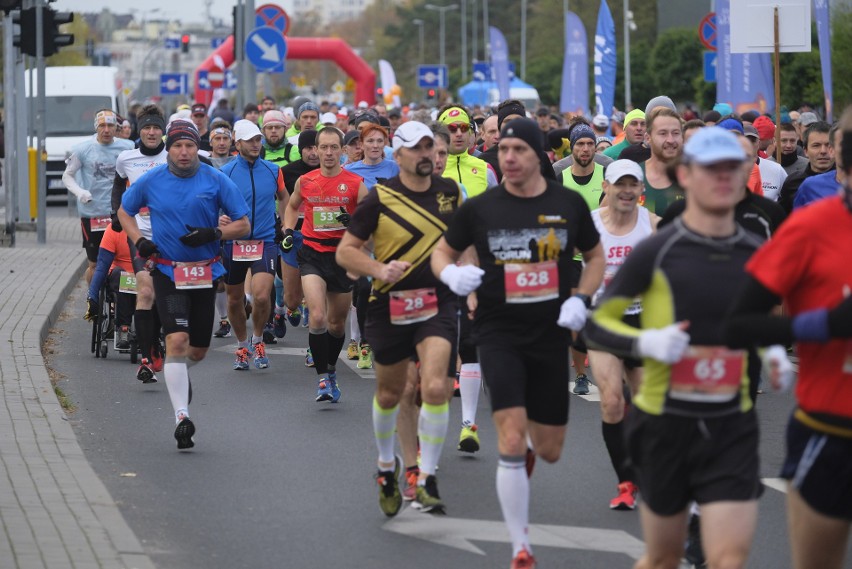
[447,123,470,133]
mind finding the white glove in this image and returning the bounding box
[637,324,691,364]
[761,345,795,392]
[78,190,93,203]
[439,264,484,296]
[557,296,588,331]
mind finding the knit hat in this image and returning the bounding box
[497,102,526,130]
[623,109,645,128]
[752,116,776,141]
[136,113,165,132]
[717,117,744,134]
[262,110,287,127]
[569,125,596,147]
[438,107,471,126]
[645,95,677,116]
[165,120,200,150]
[298,130,318,153]
[297,102,320,118]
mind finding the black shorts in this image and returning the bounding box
[80,217,108,262]
[297,246,354,293]
[478,338,570,426]
[458,302,478,364]
[568,258,583,289]
[151,269,217,348]
[222,241,277,285]
[625,408,762,516]
[366,295,458,366]
[781,413,852,520]
[584,313,642,368]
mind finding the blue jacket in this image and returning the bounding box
[793,171,840,210]
[220,154,283,242]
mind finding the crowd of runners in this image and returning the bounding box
[67,92,852,569]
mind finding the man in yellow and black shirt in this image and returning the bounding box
[337,121,463,518]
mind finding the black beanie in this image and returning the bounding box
[165,120,200,150]
[298,129,318,153]
[499,117,555,180]
[497,102,526,130]
[137,113,166,132]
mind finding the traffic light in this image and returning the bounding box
[12,7,37,57]
[181,34,190,53]
[427,89,436,98]
[0,0,21,15]
[376,87,384,97]
[44,8,74,56]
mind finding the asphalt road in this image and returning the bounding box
[46,279,851,569]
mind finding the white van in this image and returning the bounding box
[25,66,125,197]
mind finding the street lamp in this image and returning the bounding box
[412,18,425,63]
[624,1,637,109]
[425,3,458,68]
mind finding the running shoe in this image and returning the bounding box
[214,319,232,338]
[263,322,277,344]
[316,377,334,402]
[174,417,195,450]
[573,373,591,395]
[403,467,419,502]
[525,447,536,478]
[329,374,341,403]
[301,304,309,327]
[286,307,302,327]
[375,456,402,517]
[609,481,638,511]
[357,343,373,369]
[116,325,131,350]
[149,344,164,373]
[234,346,251,371]
[136,358,157,383]
[305,348,315,368]
[684,513,706,568]
[273,313,287,338]
[414,475,445,514]
[346,339,359,360]
[511,547,537,569]
[458,423,480,453]
[253,342,269,369]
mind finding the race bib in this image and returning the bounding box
[669,346,744,403]
[504,261,559,304]
[389,288,438,325]
[233,240,263,261]
[173,261,213,289]
[90,216,111,232]
[312,206,345,232]
[118,271,137,294]
[138,207,150,220]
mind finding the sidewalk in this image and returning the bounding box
[0,216,154,569]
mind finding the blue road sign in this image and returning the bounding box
[225,70,238,90]
[245,26,287,72]
[703,51,717,83]
[417,65,448,89]
[159,73,187,96]
[164,37,181,50]
[211,37,226,49]
[255,5,289,34]
[197,70,210,91]
[472,61,516,81]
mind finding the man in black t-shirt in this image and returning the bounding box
[431,118,604,569]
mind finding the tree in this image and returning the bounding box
[649,27,703,104]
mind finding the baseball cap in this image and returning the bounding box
[610,111,625,124]
[191,103,207,116]
[604,159,644,184]
[343,130,360,146]
[593,114,610,128]
[233,119,262,141]
[535,106,550,117]
[717,117,744,134]
[683,126,747,165]
[743,125,760,140]
[392,121,433,151]
[388,108,402,119]
[798,112,818,127]
[262,110,287,127]
[320,112,337,125]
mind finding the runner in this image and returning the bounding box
[432,117,604,569]
[638,107,684,215]
[438,105,497,198]
[586,160,659,511]
[724,108,852,569]
[220,120,288,371]
[63,109,134,284]
[603,109,645,159]
[337,121,463,516]
[118,120,251,449]
[281,127,368,402]
[585,127,764,569]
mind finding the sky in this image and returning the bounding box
[52,0,252,26]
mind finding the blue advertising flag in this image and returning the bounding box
[716,0,775,114]
[593,0,616,118]
[814,0,833,120]
[560,11,589,115]
[490,26,511,102]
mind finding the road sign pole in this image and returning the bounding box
[243,0,257,105]
[773,7,782,163]
[4,12,16,244]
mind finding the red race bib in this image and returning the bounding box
[389,288,438,325]
[504,261,559,304]
[669,346,744,402]
[233,240,263,261]
[173,261,213,289]
[90,216,111,232]
[138,207,150,220]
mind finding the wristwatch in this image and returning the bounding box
[573,293,592,309]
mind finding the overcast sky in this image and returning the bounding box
[52,0,243,26]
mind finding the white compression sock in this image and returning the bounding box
[164,358,191,424]
[459,363,482,426]
[372,397,400,467]
[418,402,449,477]
[497,455,531,557]
[215,291,228,320]
[349,305,360,343]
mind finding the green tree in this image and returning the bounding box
[831,7,852,114]
[649,27,703,103]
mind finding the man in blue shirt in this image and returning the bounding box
[794,124,845,209]
[118,120,250,451]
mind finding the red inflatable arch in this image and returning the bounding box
[193,35,376,108]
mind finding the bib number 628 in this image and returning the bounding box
[515,270,550,288]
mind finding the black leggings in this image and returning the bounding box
[353,276,370,343]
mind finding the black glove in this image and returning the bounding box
[84,297,99,321]
[179,225,222,247]
[335,206,351,228]
[279,228,294,252]
[274,221,285,245]
[135,237,159,258]
[110,213,122,232]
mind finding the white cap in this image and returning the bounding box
[358,100,369,109]
[392,121,434,151]
[592,114,609,128]
[604,159,645,184]
[233,119,262,141]
[320,112,337,125]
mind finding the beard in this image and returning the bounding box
[415,159,434,177]
[574,155,593,168]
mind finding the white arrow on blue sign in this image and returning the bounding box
[245,26,287,72]
[159,73,187,95]
[225,70,237,90]
[417,65,448,89]
[211,37,226,49]
[703,51,717,83]
[197,71,210,91]
[164,37,181,50]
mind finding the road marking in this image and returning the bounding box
[569,380,601,402]
[383,508,645,559]
[762,478,788,493]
